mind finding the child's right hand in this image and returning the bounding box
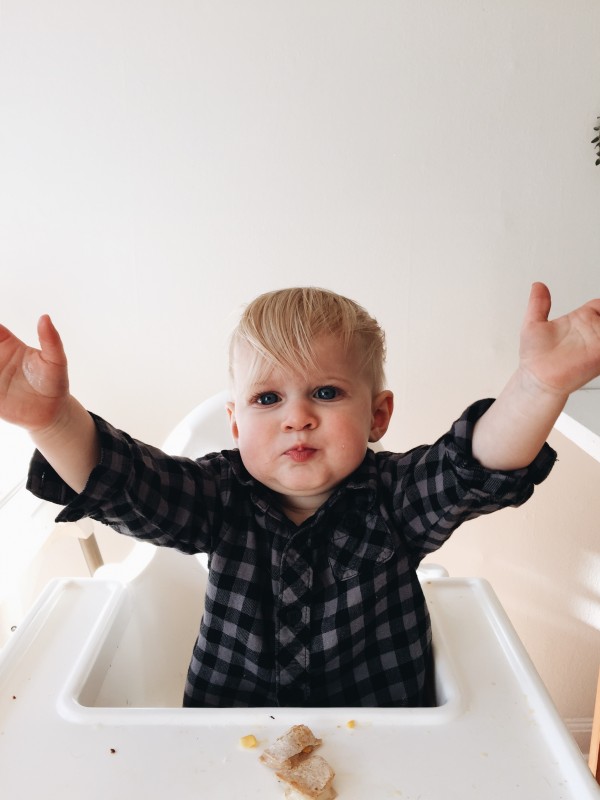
[0,315,70,434]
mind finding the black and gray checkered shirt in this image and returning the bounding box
[27,399,556,708]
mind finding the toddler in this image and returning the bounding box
[1,283,599,707]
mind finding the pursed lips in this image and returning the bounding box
[284,444,317,462]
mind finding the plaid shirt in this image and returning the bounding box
[27,399,556,708]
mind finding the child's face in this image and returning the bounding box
[227,335,393,523]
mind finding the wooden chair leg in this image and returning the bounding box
[589,667,600,783]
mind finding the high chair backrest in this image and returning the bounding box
[161,389,234,458]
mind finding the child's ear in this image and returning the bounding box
[226,401,239,443]
[369,390,394,443]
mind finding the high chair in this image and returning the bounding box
[0,393,598,799]
[161,388,233,458]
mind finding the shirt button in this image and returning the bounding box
[279,606,303,627]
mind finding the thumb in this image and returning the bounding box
[523,282,551,326]
[37,314,68,367]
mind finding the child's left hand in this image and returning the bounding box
[519,282,600,398]
[472,282,600,471]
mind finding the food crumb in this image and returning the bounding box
[346,719,356,729]
[240,734,258,749]
[109,748,117,754]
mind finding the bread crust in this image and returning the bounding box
[260,724,336,799]
[259,724,322,769]
[276,753,336,799]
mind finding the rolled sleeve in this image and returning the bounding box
[445,398,557,500]
[26,413,224,553]
[393,399,557,562]
[27,414,133,523]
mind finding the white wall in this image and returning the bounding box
[1,0,600,724]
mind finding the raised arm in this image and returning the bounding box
[0,315,99,492]
[472,282,600,470]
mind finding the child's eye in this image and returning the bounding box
[255,392,280,406]
[314,386,339,401]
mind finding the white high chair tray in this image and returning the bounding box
[0,576,597,799]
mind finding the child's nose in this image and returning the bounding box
[282,399,317,431]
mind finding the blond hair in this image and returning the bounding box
[229,287,387,392]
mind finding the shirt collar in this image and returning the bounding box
[223,448,379,513]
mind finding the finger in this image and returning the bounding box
[37,314,68,367]
[523,281,551,326]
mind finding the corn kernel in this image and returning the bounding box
[240,734,258,749]
[346,719,356,729]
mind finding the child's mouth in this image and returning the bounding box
[285,447,317,462]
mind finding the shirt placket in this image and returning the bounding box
[275,534,313,706]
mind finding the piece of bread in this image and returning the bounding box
[259,724,322,769]
[276,753,336,800]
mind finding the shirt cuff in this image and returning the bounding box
[446,398,557,498]
[26,413,133,523]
